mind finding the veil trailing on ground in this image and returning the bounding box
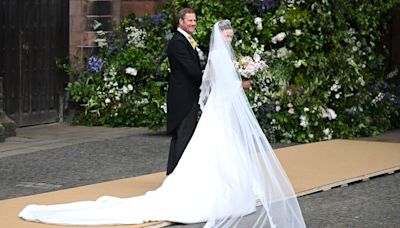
[18,20,305,228]
[200,20,306,228]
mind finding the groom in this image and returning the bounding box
[165,8,202,175]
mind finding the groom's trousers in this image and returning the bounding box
[167,102,199,175]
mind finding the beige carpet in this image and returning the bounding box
[1,139,399,228]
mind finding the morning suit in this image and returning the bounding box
[166,29,202,175]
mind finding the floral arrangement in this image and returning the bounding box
[64,0,400,143]
[63,17,171,129]
[235,55,267,79]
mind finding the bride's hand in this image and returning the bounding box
[242,80,251,89]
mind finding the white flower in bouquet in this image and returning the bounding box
[236,55,267,79]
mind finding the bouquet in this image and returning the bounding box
[235,55,267,79]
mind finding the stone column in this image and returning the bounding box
[0,77,16,142]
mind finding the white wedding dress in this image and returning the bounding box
[19,21,306,228]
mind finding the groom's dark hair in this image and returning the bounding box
[178,8,195,20]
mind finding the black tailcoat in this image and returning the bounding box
[166,32,202,134]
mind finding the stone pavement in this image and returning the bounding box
[0,123,399,227]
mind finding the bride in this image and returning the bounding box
[19,20,306,228]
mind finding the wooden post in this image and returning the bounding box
[0,77,16,142]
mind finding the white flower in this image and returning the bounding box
[319,107,337,120]
[127,84,133,91]
[288,108,295,114]
[92,20,102,30]
[161,103,167,113]
[300,115,308,128]
[122,86,129,94]
[254,17,263,30]
[95,38,107,48]
[308,134,314,139]
[271,32,286,44]
[276,47,290,59]
[105,98,111,104]
[287,103,293,108]
[126,67,138,76]
[335,93,341,99]
[165,30,173,41]
[275,105,281,112]
[109,66,117,77]
[372,92,384,104]
[330,80,341,92]
[125,26,147,48]
[323,128,332,140]
[294,59,307,68]
[294,29,303,36]
[196,47,206,62]
[279,16,286,23]
[356,76,365,86]
[304,107,310,112]
[326,108,337,120]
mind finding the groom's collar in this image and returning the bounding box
[177,27,191,40]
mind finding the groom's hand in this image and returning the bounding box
[242,80,251,89]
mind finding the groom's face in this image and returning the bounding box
[179,13,197,34]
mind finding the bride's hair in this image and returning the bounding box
[217,19,232,31]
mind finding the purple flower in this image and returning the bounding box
[383,82,390,89]
[151,13,167,25]
[251,0,280,15]
[263,0,280,10]
[88,56,105,73]
[106,45,117,56]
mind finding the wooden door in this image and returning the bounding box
[0,0,69,126]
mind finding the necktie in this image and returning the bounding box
[188,36,197,49]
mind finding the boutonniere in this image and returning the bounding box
[196,46,207,68]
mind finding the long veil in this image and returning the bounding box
[18,20,305,228]
[200,21,306,228]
